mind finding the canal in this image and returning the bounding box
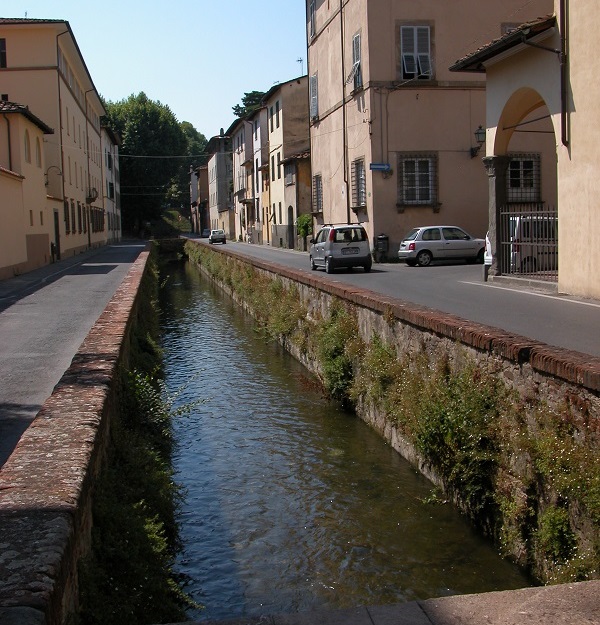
[159,260,534,622]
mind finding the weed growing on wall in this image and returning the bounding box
[79,246,195,625]
[189,242,600,584]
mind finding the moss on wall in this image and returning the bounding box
[185,240,600,585]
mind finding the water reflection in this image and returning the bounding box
[159,261,533,622]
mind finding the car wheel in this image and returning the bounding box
[209,240,213,244]
[223,240,226,244]
[325,257,334,274]
[363,260,372,273]
[416,250,432,267]
[476,249,484,264]
[405,259,417,267]
[310,255,317,271]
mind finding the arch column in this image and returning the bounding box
[483,155,510,278]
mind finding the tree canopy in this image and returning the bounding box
[232,91,266,118]
[103,92,195,234]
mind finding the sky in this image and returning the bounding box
[2,0,308,140]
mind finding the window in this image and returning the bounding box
[278,202,282,224]
[24,130,31,163]
[271,155,275,182]
[400,25,432,80]
[276,100,280,128]
[351,158,366,208]
[270,106,274,132]
[64,200,70,233]
[35,138,42,167]
[507,154,541,202]
[71,200,76,233]
[312,174,323,213]
[0,39,6,68]
[272,203,277,225]
[310,73,319,119]
[309,1,316,38]
[77,201,82,233]
[284,162,295,186]
[397,153,438,206]
[277,152,281,179]
[346,33,362,90]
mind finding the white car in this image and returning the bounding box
[398,226,485,267]
[310,224,372,274]
[208,229,226,244]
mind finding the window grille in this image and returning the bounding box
[507,153,541,202]
[312,174,323,213]
[397,153,438,206]
[351,158,366,208]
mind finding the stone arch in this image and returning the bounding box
[493,87,552,156]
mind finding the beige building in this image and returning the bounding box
[262,77,310,249]
[0,18,118,276]
[0,102,56,279]
[451,1,600,299]
[205,131,234,236]
[306,0,552,254]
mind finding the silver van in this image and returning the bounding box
[310,224,372,273]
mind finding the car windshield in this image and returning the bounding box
[403,228,420,241]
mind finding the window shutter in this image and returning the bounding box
[401,26,417,75]
[416,27,431,76]
[310,74,318,118]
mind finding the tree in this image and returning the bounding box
[232,91,266,118]
[165,121,208,212]
[103,92,188,234]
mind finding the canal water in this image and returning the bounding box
[159,261,533,622]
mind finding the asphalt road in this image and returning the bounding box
[0,242,146,466]
[195,238,600,358]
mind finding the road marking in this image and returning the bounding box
[461,281,600,308]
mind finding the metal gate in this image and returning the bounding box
[498,203,558,281]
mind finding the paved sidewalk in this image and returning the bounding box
[0,241,146,466]
[187,580,600,625]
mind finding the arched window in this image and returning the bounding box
[24,129,31,163]
[35,137,42,167]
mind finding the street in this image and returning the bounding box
[194,238,600,358]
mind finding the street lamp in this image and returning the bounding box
[470,125,486,158]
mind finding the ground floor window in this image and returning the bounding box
[396,153,438,207]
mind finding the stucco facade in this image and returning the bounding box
[263,77,310,248]
[452,0,599,298]
[306,0,552,252]
[0,18,118,277]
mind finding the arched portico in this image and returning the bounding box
[485,87,558,281]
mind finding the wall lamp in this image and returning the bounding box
[470,125,486,158]
[45,165,62,186]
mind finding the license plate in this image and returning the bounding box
[342,247,359,255]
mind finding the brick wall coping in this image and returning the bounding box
[196,242,600,393]
[0,249,150,624]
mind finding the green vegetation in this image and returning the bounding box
[296,213,313,239]
[185,242,600,585]
[79,246,195,625]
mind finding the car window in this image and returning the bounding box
[422,228,441,241]
[442,227,468,241]
[403,228,420,241]
[315,228,328,244]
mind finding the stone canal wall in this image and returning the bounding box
[185,239,600,585]
[0,250,151,625]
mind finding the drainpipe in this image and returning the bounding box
[340,0,350,224]
[560,0,569,147]
[56,30,68,209]
[2,114,12,171]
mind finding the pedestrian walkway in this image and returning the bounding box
[194,579,600,625]
[0,241,146,465]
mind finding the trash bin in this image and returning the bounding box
[375,234,389,262]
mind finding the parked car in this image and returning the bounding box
[310,224,372,273]
[398,226,485,267]
[201,228,211,238]
[507,214,557,273]
[209,229,226,244]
